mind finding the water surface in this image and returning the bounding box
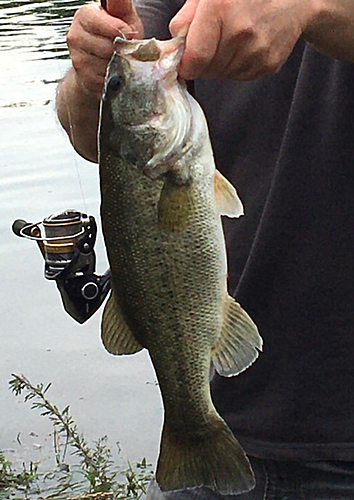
[0,0,161,483]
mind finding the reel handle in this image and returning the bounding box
[12,219,29,237]
[12,219,45,256]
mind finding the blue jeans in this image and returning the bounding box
[146,457,354,499]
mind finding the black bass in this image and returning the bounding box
[98,36,262,497]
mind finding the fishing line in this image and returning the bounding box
[52,0,136,213]
[60,83,89,214]
[53,0,89,214]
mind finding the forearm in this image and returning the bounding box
[56,0,144,162]
[57,68,100,163]
[304,0,354,61]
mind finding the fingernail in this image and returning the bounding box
[175,25,188,37]
[170,19,189,38]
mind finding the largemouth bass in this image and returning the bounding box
[98,36,262,497]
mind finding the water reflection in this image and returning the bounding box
[0,0,84,59]
[0,0,161,481]
[0,0,88,107]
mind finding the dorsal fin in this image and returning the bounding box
[214,170,244,218]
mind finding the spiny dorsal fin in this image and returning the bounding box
[211,295,262,377]
[101,292,143,355]
[214,170,244,218]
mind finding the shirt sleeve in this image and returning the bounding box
[134,0,185,39]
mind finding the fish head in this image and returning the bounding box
[104,37,185,123]
[99,37,194,179]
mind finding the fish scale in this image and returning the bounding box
[100,151,223,342]
[98,36,262,497]
[100,164,220,432]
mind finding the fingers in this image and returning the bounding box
[208,24,282,80]
[72,3,132,41]
[106,0,144,38]
[67,26,111,96]
[107,0,134,19]
[106,0,138,26]
[169,0,199,37]
[171,0,257,80]
[170,0,303,81]
[67,2,141,97]
[170,0,222,80]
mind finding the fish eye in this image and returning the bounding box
[108,75,123,92]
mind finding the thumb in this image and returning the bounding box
[106,0,144,37]
[169,0,199,37]
[106,0,134,19]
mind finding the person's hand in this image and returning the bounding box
[67,0,144,96]
[169,0,319,80]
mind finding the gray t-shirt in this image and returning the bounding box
[136,0,354,461]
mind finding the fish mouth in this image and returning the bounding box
[107,36,191,179]
[114,37,185,70]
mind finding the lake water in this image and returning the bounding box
[0,0,161,484]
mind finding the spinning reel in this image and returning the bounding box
[12,209,111,324]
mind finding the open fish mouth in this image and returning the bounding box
[114,36,185,63]
[113,36,186,83]
[104,36,193,179]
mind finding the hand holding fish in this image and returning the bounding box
[57,0,143,162]
[169,0,319,80]
[66,0,143,96]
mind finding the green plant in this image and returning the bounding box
[0,450,39,499]
[5,374,154,499]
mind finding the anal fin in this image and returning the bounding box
[101,292,143,355]
[212,295,262,377]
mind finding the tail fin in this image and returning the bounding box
[155,418,255,496]
[146,479,223,499]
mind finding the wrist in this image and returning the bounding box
[56,67,100,163]
[300,0,327,33]
[301,0,354,62]
[69,68,102,108]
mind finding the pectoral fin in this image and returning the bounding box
[158,178,195,232]
[212,295,262,377]
[214,170,244,218]
[101,292,143,355]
